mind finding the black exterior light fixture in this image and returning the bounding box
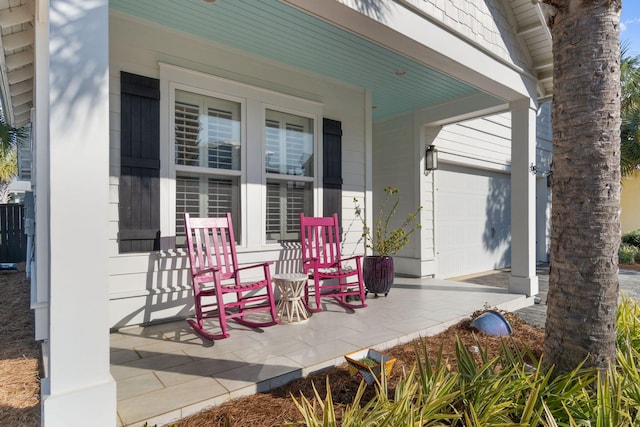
[425,145,438,174]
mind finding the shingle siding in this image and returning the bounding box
[402,0,528,70]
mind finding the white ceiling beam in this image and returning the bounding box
[8,65,32,84]
[13,101,30,115]
[3,30,33,50]
[13,111,31,127]
[517,22,543,36]
[9,78,31,95]
[11,90,31,106]
[538,69,553,82]
[5,48,31,69]
[535,61,553,71]
[0,5,32,29]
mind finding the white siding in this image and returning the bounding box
[372,113,423,276]
[434,113,512,170]
[398,0,529,70]
[431,114,512,278]
[108,13,368,328]
[371,107,551,278]
[535,101,552,262]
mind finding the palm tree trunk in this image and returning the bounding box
[543,0,621,373]
[0,181,10,204]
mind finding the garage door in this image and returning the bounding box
[435,163,511,278]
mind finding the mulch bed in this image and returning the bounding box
[621,262,640,271]
[17,259,633,426]
[0,263,40,427]
[175,312,544,427]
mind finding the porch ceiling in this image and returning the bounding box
[0,0,553,128]
[110,0,484,121]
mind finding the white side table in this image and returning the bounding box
[273,273,309,323]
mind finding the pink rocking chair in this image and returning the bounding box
[184,213,279,340]
[299,213,367,312]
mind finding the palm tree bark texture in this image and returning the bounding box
[542,0,621,374]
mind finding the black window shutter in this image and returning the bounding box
[118,71,161,253]
[323,118,343,229]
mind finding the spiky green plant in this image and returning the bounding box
[291,298,640,426]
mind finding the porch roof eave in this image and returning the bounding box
[0,0,554,129]
[0,0,35,128]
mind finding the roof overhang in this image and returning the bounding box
[509,0,554,100]
[0,0,34,128]
[0,0,553,129]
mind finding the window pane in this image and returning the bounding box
[266,180,312,242]
[176,173,240,244]
[266,181,281,239]
[265,110,313,177]
[175,90,241,170]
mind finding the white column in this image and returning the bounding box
[41,0,116,425]
[510,99,539,296]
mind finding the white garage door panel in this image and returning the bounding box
[435,164,511,278]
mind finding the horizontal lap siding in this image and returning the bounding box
[401,0,528,70]
[373,114,421,261]
[108,15,367,327]
[436,113,511,168]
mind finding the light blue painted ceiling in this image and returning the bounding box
[109,0,485,120]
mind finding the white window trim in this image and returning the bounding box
[262,104,319,245]
[159,62,323,251]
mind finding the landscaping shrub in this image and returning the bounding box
[293,298,640,426]
[619,243,639,264]
[622,229,640,248]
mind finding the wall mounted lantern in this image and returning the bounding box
[425,145,438,174]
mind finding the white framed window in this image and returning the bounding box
[173,89,242,244]
[160,63,322,249]
[265,109,314,242]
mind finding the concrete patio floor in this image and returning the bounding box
[111,276,534,426]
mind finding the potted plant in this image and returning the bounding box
[353,186,422,296]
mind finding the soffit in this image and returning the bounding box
[508,0,553,100]
[110,0,486,121]
[0,0,553,128]
[0,0,33,128]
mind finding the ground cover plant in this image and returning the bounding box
[3,264,640,426]
[620,229,640,266]
[288,295,640,426]
[175,298,640,427]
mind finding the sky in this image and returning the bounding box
[621,2,640,56]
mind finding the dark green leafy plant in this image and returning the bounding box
[619,243,639,264]
[620,44,640,177]
[622,229,640,248]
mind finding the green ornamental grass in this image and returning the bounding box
[291,296,640,426]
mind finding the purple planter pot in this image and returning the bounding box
[363,256,394,296]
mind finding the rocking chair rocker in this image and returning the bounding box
[184,213,279,340]
[299,213,367,312]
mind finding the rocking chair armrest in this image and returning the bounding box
[307,255,362,268]
[234,261,274,273]
[302,258,320,265]
[193,266,220,278]
[339,254,363,263]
